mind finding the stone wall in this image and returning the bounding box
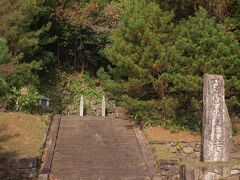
[0,157,38,179]
[180,165,240,180]
[150,141,240,162]
[158,160,180,180]
[158,160,240,180]
[0,116,51,179]
[152,141,240,179]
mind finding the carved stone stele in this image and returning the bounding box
[202,74,232,162]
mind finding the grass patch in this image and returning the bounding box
[151,144,240,166]
[146,127,240,166]
[151,144,173,161]
[144,127,200,142]
[178,160,240,167]
[144,126,240,143]
[0,112,50,158]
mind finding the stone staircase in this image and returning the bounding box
[49,116,151,180]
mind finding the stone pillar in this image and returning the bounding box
[79,96,84,117]
[202,74,232,162]
[102,96,106,117]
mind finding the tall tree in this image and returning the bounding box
[104,0,174,98]
[0,0,56,76]
[54,0,122,72]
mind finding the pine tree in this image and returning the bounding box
[0,0,56,74]
[104,0,174,98]
[103,5,240,130]
[101,0,179,129]
[170,8,240,116]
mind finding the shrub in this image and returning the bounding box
[2,72,41,113]
[58,71,104,115]
[15,86,40,113]
[0,77,8,96]
[10,72,40,89]
[0,38,9,64]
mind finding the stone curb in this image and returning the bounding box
[149,140,200,144]
[133,126,158,179]
[38,115,61,179]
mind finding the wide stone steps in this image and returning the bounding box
[49,116,150,179]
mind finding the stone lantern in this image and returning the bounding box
[39,96,51,109]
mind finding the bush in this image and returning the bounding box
[0,77,8,96]
[58,71,104,115]
[10,72,40,89]
[0,38,9,64]
[2,72,41,113]
[3,85,40,113]
[15,86,40,113]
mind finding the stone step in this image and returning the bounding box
[52,165,147,171]
[50,174,150,180]
[51,169,149,176]
[50,116,150,179]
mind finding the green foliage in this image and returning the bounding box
[0,0,56,73]
[232,124,238,136]
[0,77,8,96]
[0,38,9,64]
[10,72,40,89]
[0,0,239,134]
[4,85,40,113]
[58,71,104,115]
[103,2,240,131]
[52,0,122,73]
[1,71,41,113]
[172,8,240,116]
[120,96,174,127]
[225,0,240,41]
[104,0,174,93]
[15,86,40,113]
[104,0,182,130]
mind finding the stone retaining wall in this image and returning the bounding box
[0,115,52,179]
[152,141,240,179]
[180,165,240,180]
[158,160,240,180]
[158,160,180,180]
[150,141,240,162]
[0,157,38,179]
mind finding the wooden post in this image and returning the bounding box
[102,95,106,117]
[79,96,84,117]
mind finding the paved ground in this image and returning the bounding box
[49,116,151,180]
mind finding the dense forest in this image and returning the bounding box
[0,0,239,132]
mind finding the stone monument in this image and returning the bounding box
[202,74,232,162]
